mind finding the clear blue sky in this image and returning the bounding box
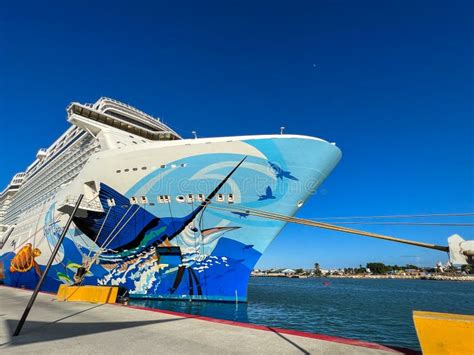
[1,1,472,269]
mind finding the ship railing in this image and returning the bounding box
[62,195,103,212]
[93,97,182,138]
[97,97,159,123]
[98,99,182,138]
[68,103,181,141]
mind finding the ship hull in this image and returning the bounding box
[0,135,341,302]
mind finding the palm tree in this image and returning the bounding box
[314,263,322,276]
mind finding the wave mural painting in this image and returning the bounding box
[0,97,341,301]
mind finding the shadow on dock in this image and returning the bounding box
[268,327,310,354]
[1,305,184,347]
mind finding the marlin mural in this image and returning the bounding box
[72,157,247,263]
[0,97,343,302]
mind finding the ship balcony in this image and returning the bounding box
[57,195,104,218]
[67,103,180,141]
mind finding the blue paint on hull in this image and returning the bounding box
[0,137,341,302]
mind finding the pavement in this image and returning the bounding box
[0,286,403,354]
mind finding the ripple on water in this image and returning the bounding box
[129,277,474,351]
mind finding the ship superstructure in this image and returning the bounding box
[0,97,341,301]
[0,173,26,243]
[0,173,25,223]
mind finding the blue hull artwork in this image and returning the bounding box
[0,138,341,302]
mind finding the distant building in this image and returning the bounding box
[281,268,296,275]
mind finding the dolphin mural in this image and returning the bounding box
[269,161,298,181]
[258,186,276,201]
[232,211,250,219]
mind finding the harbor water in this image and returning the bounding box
[129,277,474,350]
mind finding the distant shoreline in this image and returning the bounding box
[251,273,474,282]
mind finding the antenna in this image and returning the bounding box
[280,126,285,135]
[192,131,197,139]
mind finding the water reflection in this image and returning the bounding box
[130,298,250,323]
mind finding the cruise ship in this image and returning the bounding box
[0,98,341,302]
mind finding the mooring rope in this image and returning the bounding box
[318,221,474,226]
[208,204,450,252]
[305,212,474,220]
[101,205,141,251]
[86,206,113,259]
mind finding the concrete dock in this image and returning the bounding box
[0,286,403,354]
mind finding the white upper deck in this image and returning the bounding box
[0,97,183,224]
[67,97,181,141]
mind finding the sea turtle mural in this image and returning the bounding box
[9,243,43,277]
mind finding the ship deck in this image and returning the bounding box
[0,286,405,354]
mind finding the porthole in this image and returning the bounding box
[158,195,171,203]
[297,200,304,208]
[180,163,186,168]
[176,195,185,203]
[228,194,234,203]
[124,169,130,172]
[140,196,148,204]
[160,165,166,169]
[196,194,204,202]
[133,168,138,171]
[116,170,121,173]
[217,194,224,202]
[141,167,147,170]
[186,194,194,203]
[130,197,138,205]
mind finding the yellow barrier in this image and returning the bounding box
[413,311,474,355]
[57,285,119,304]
